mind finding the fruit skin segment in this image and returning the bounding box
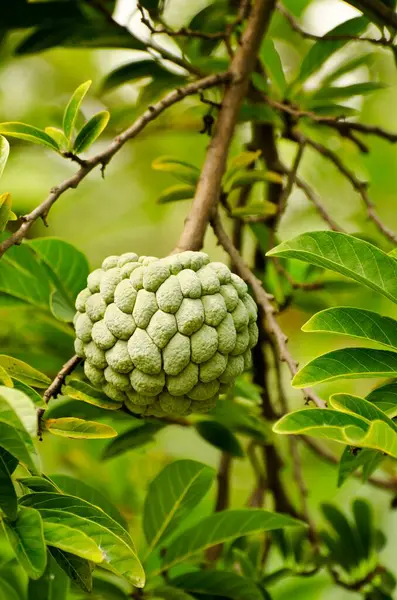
[74,251,258,418]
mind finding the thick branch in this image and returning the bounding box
[0,72,230,259]
[210,211,326,408]
[176,0,277,252]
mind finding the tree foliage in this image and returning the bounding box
[0,1,396,599]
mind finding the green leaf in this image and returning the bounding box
[0,365,13,387]
[12,379,45,409]
[50,474,127,529]
[366,382,397,417]
[231,201,277,218]
[102,60,184,93]
[0,135,10,179]
[152,586,195,600]
[0,355,50,388]
[0,123,60,151]
[321,54,374,87]
[73,111,110,154]
[161,509,303,572]
[143,460,215,555]
[103,421,165,460]
[50,547,93,593]
[44,417,117,439]
[321,504,362,567]
[292,348,397,388]
[0,446,18,476]
[19,476,60,494]
[296,16,369,85]
[157,184,195,205]
[49,290,75,323]
[0,193,15,233]
[1,576,25,600]
[338,446,382,487]
[63,80,92,141]
[4,506,47,579]
[195,421,244,457]
[274,408,369,443]
[63,379,122,410]
[352,498,373,561]
[308,82,385,105]
[267,231,397,304]
[16,15,146,54]
[28,237,89,305]
[28,554,70,600]
[226,150,261,175]
[274,408,397,458]
[0,447,17,519]
[0,421,38,473]
[152,156,200,185]
[329,393,397,432]
[172,570,264,600]
[0,244,51,309]
[227,170,283,192]
[302,307,397,350]
[45,127,69,150]
[20,492,145,587]
[260,39,286,98]
[0,385,38,438]
[238,103,280,124]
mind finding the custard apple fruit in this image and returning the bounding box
[74,251,258,417]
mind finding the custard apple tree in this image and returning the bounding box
[0,1,396,599]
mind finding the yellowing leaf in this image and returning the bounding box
[152,156,200,185]
[0,365,13,387]
[0,193,15,233]
[157,184,195,204]
[0,123,60,151]
[45,127,69,150]
[0,135,10,179]
[0,355,50,388]
[44,417,117,439]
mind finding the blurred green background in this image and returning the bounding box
[1,0,397,597]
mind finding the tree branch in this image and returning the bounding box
[0,72,230,259]
[301,435,397,492]
[277,2,395,48]
[37,354,81,439]
[175,0,277,252]
[298,133,397,243]
[210,210,327,408]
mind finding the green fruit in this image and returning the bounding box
[74,251,258,417]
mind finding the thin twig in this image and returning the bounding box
[138,0,250,41]
[294,175,345,232]
[37,354,81,439]
[210,210,327,408]
[277,2,394,48]
[0,72,230,259]
[300,133,397,243]
[301,435,397,492]
[263,95,397,144]
[175,0,277,252]
[272,258,324,290]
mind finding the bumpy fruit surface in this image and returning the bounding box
[74,251,258,417]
